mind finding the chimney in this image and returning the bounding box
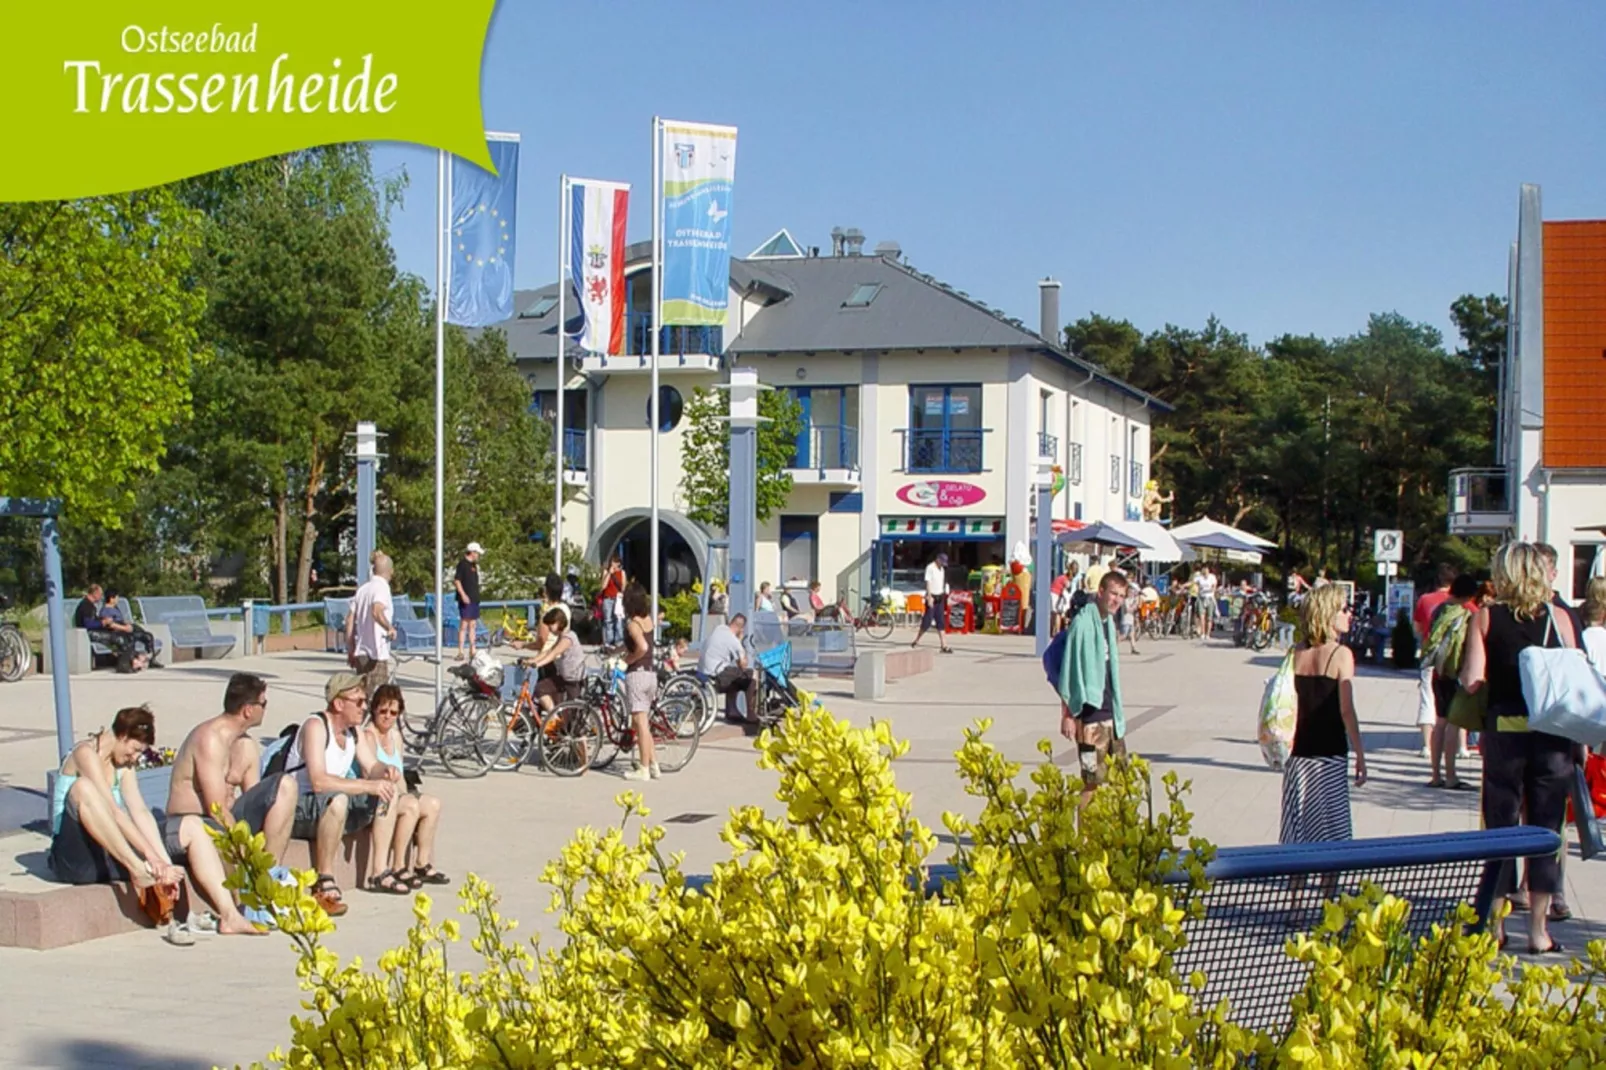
[873,240,902,263]
[1039,278,1061,344]
[830,227,845,257]
[844,228,865,256]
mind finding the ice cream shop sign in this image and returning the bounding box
[895,480,987,509]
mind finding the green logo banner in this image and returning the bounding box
[1,1,498,202]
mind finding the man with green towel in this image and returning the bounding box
[1058,570,1130,798]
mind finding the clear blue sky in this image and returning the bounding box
[370,2,1606,349]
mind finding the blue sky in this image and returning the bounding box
[370,2,1606,349]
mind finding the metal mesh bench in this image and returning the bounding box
[388,597,440,658]
[322,598,352,654]
[134,596,235,657]
[433,596,490,649]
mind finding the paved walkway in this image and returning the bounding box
[0,635,1601,1068]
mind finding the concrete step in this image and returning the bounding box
[1,829,373,950]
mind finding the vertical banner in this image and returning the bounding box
[448,133,520,327]
[569,179,631,354]
[659,120,737,326]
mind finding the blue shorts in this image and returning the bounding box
[458,602,480,622]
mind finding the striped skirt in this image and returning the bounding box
[1279,755,1352,844]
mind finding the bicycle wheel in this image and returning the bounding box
[490,706,537,772]
[0,627,29,683]
[649,694,702,773]
[589,699,625,770]
[539,701,603,777]
[864,610,895,641]
[660,675,711,737]
[436,695,503,778]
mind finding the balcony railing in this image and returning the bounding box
[1109,454,1122,494]
[1037,431,1059,459]
[1067,442,1083,485]
[790,424,858,471]
[904,428,986,473]
[1129,461,1144,499]
[626,312,723,358]
[1447,466,1513,535]
[562,428,586,473]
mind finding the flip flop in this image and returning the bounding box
[1528,940,1566,956]
[1426,780,1444,789]
[1445,780,1477,792]
[1549,903,1573,922]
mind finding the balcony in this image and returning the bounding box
[1129,461,1144,499]
[787,424,860,486]
[580,312,723,374]
[1037,431,1059,462]
[1067,442,1083,485]
[1109,454,1122,494]
[562,428,587,486]
[903,428,986,474]
[1447,467,1513,536]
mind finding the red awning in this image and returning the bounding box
[1051,519,1087,534]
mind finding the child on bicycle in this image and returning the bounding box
[663,637,690,672]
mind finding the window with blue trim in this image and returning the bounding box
[907,385,982,473]
[785,386,859,469]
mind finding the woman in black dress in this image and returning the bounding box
[1460,541,1581,955]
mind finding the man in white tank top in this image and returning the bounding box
[283,672,396,916]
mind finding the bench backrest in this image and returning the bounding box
[135,595,209,626]
[391,597,419,622]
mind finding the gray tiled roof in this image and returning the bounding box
[484,241,1168,411]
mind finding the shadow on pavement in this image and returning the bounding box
[26,1038,218,1070]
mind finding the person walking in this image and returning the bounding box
[454,542,483,661]
[1196,565,1219,641]
[1459,542,1580,955]
[347,551,397,693]
[910,552,952,654]
[1280,584,1367,846]
[1056,571,1131,803]
[1425,574,1480,790]
[1413,565,1457,759]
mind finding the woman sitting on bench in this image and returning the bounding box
[49,707,183,903]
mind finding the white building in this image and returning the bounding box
[497,227,1170,598]
[1449,184,1606,600]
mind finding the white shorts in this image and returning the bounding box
[1416,665,1436,726]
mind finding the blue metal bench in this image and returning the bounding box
[322,598,352,654]
[688,826,1560,1037]
[135,595,235,657]
[388,597,441,658]
[426,594,491,649]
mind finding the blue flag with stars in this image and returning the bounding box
[448,136,519,327]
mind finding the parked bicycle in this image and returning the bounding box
[821,592,895,641]
[560,658,702,774]
[490,660,603,776]
[400,654,507,778]
[0,595,29,683]
[1238,592,1277,651]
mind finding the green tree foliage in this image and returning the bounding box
[0,193,206,523]
[1067,302,1498,581]
[678,385,804,530]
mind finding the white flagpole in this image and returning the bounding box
[434,150,448,705]
[555,174,567,578]
[650,118,662,628]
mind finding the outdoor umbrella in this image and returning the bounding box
[1056,521,1152,551]
[1175,530,1265,554]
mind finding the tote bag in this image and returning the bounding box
[1521,609,1606,746]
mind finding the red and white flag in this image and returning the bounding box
[569,179,630,355]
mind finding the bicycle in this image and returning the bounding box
[491,662,602,777]
[488,609,537,648]
[1136,599,1165,643]
[1240,594,1277,651]
[400,659,508,778]
[567,661,701,774]
[823,593,895,641]
[0,595,29,683]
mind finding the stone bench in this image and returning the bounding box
[0,828,375,950]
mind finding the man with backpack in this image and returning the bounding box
[1046,571,1131,801]
[165,673,300,866]
[272,673,395,917]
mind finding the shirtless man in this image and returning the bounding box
[164,672,298,865]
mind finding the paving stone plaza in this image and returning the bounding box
[1,635,1602,1069]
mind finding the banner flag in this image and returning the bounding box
[448,134,519,327]
[569,179,630,354]
[659,120,737,327]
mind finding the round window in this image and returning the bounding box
[647,385,684,432]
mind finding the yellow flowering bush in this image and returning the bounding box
[213,700,1606,1068]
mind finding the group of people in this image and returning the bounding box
[48,670,451,939]
[1048,557,1162,655]
[71,584,157,672]
[1278,540,1606,957]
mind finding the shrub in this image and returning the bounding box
[214,700,1606,1069]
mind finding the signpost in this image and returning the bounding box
[1373,529,1403,564]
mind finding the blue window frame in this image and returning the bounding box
[907,385,983,473]
[786,386,858,469]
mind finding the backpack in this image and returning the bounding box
[259,713,340,777]
[1042,596,1092,692]
[1423,603,1470,676]
[1257,650,1298,770]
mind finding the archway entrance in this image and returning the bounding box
[586,508,712,596]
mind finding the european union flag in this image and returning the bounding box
[448,136,520,327]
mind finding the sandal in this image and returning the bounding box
[367,870,411,895]
[408,864,451,886]
[163,919,196,947]
[1549,902,1573,922]
[1426,779,1444,789]
[1528,940,1566,956]
[311,874,349,917]
[1445,780,1477,792]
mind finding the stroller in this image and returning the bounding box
[752,642,803,728]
